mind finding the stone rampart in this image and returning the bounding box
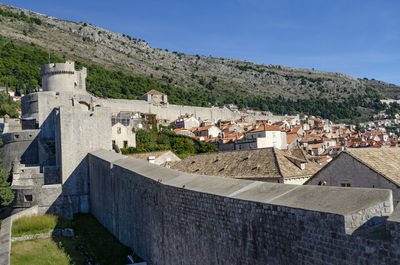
[88,150,400,265]
[98,98,294,122]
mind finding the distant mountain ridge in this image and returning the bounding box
[0,3,399,103]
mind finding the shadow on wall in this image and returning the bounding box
[351,216,390,240]
[60,154,90,216]
[11,153,91,220]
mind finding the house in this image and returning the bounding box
[112,111,145,129]
[287,125,304,137]
[239,115,256,125]
[211,132,245,151]
[308,143,325,156]
[141,89,168,104]
[241,124,287,150]
[200,120,214,127]
[193,125,221,138]
[220,123,243,133]
[112,122,136,149]
[323,137,337,148]
[126,150,180,166]
[305,148,400,205]
[286,133,299,150]
[171,147,324,184]
[174,115,200,130]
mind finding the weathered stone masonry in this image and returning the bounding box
[89,150,400,265]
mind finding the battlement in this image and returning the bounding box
[40,61,87,93]
[40,61,75,76]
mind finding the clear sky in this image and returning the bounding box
[2,0,400,85]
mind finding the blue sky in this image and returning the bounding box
[2,0,400,85]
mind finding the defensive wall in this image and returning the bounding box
[89,149,400,265]
[98,98,295,122]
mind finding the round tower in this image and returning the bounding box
[40,61,87,93]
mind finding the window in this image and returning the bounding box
[340,182,351,187]
[117,127,121,134]
[24,195,33,202]
[123,141,128,148]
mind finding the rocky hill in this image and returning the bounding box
[0,3,399,102]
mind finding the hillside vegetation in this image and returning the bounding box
[0,4,398,122]
[121,128,217,158]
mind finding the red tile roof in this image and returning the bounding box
[248,124,283,133]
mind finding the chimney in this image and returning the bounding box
[147,156,155,164]
[285,156,306,170]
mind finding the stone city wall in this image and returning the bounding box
[88,150,400,265]
[98,98,294,122]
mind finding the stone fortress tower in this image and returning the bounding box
[1,61,111,218]
[40,60,87,92]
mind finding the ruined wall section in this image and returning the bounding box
[89,150,400,265]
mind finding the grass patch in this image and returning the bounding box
[11,214,141,265]
[11,237,85,265]
[12,215,72,237]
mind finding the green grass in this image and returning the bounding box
[12,215,72,237]
[11,214,141,265]
[11,237,85,265]
[71,214,140,264]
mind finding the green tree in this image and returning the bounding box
[0,171,14,206]
[0,135,14,207]
[136,129,153,147]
